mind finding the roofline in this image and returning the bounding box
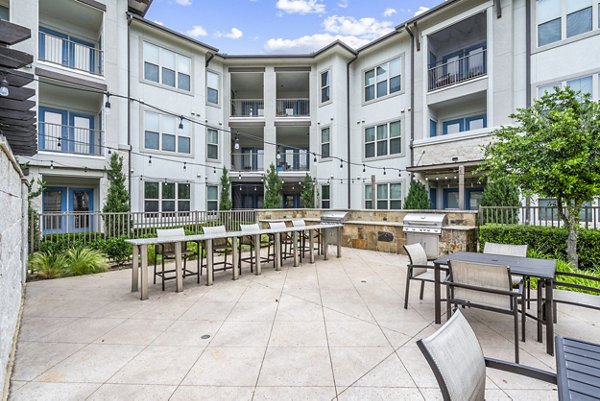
[128,13,219,53]
[218,39,356,60]
[355,29,403,53]
[395,0,463,29]
[128,0,154,17]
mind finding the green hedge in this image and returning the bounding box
[39,233,131,265]
[479,224,600,270]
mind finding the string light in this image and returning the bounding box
[313,152,317,163]
[383,168,386,176]
[50,161,54,170]
[104,92,111,115]
[234,132,240,150]
[363,164,366,173]
[148,155,152,165]
[178,116,184,132]
[183,162,187,170]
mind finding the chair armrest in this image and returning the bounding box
[485,358,557,384]
[408,264,436,270]
[445,281,523,297]
[556,271,600,282]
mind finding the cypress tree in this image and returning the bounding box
[404,180,431,209]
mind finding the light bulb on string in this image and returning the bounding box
[313,153,317,163]
[383,168,386,176]
[234,132,240,150]
[148,156,152,165]
[363,164,366,173]
[104,92,111,115]
[213,167,216,174]
[50,161,54,170]
[183,162,187,171]
[178,116,184,132]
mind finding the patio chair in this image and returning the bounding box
[291,219,320,261]
[417,310,556,401]
[483,242,531,308]
[403,243,445,309]
[153,228,200,291]
[200,225,235,278]
[446,260,525,363]
[238,223,273,273]
[268,221,295,264]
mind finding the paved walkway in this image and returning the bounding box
[9,247,600,400]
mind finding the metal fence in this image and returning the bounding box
[428,49,486,91]
[32,209,257,252]
[276,99,310,117]
[479,206,600,229]
[39,31,103,76]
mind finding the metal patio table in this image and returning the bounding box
[556,336,600,400]
[433,251,557,355]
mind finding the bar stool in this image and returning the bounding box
[153,228,200,290]
[200,225,235,279]
[268,221,295,265]
[238,223,273,273]
[291,219,320,261]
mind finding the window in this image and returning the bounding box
[320,70,331,103]
[429,119,438,137]
[144,111,191,154]
[442,114,486,135]
[207,185,218,211]
[364,121,402,158]
[566,0,592,37]
[207,71,219,105]
[364,58,401,102]
[365,183,401,209]
[144,181,190,214]
[207,128,219,160]
[537,0,595,46]
[537,0,562,45]
[143,42,191,91]
[321,185,330,208]
[567,75,593,98]
[538,81,560,97]
[321,127,330,158]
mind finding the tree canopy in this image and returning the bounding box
[403,180,431,209]
[263,164,282,209]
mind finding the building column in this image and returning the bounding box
[458,165,465,210]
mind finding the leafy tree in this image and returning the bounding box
[103,153,130,235]
[481,87,600,267]
[403,180,431,209]
[479,176,521,224]
[219,167,232,210]
[300,174,315,208]
[263,163,282,209]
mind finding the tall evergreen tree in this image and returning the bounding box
[263,164,282,209]
[300,173,315,208]
[103,152,130,235]
[479,176,521,224]
[404,180,431,209]
[219,167,232,210]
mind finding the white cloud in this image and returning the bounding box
[217,27,244,39]
[414,6,430,16]
[186,25,208,38]
[383,8,396,17]
[265,14,394,53]
[175,0,192,5]
[337,0,349,8]
[276,0,326,15]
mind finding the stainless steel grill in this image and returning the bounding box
[320,211,348,242]
[403,213,447,258]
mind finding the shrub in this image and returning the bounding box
[64,248,109,276]
[99,237,131,265]
[29,252,67,279]
[404,180,431,209]
[479,176,521,224]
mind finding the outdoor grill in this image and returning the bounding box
[320,211,349,242]
[403,213,447,258]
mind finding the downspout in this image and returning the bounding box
[525,0,532,107]
[405,24,416,183]
[126,12,133,210]
[205,53,214,68]
[346,54,357,209]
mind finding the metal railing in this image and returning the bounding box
[231,151,264,172]
[231,99,264,117]
[428,49,486,91]
[39,122,103,156]
[33,209,258,252]
[276,98,310,117]
[277,151,310,172]
[39,31,103,76]
[479,206,599,229]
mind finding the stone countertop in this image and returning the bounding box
[259,218,477,230]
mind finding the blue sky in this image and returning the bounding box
[146,0,443,54]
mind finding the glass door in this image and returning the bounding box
[70,188,93,232]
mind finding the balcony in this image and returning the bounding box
[38,30,103,76]
[231,99,264,117]
[39,122,103,156]
[231,150,264,172]
[428,49,486,91]
[277,148,310,172]
[276,99,310,117]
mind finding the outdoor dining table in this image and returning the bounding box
[555,336,600,400]
[433,251,557,356]
[126,223,343,300]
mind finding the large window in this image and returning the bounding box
[364,58,402,102]
[207,71,220,105]
[144,181,190,214]
[143,42,191,91]
[537,75,595,99]
[207,185,218,211]
[441,114,487,135]
[321,185,330,208]
[364,121,402,158]
[144,111,190,154]
[365,183,402,209]
[320,70,331,103]
[537,0,594,46]
[207,128,219,160]
[321,127,330,158]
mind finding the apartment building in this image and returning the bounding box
[4,0,598,231]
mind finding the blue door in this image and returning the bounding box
[42,187,94,234]
[69,188,94,232]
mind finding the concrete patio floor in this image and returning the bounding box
[8,247,600,400]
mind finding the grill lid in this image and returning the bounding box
[320,211,349,222]
[403,213,447,233]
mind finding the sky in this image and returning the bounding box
[145,0,444,55]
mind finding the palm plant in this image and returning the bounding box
[29,251,67,279]
[64,247,109,276]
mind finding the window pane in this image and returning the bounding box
[321,71,329,86]
[365,85,375,101]
[567,7,592,37]
[365,200,372,209]
[178,56,191,74]
[321,86,330,102]
[321,128,330,142]
[162,201,175,212]
[178,136,191,154]
[390,183,402,199]
[144,42,159,63]
[390,58,401,76]
[377,81,388,97]
[390,121,401,138]
[144,200,159,212]
[144,131,159,149]
[162,183,175,199]
[208,129,218,144]
[538,18,561,46]
[377,125,387,140]
[365,127,375,142]
[321,185,330,199]
[207,201,218,211]
[365,69,375,86]
[377,184,388,199]
[160,48,176,69]
[567,76,593,96]
[178,73,190,91]
[468,117,485,130]
[376,65,387,81]
[390,138,401,154]
[144,182,159,198]
[207,186,218,200]
[207,144,218,159]
[207,88,219,104]
[163,115,176,134]
[144,62,159,82]
[365,143,375,158]
[537,0,561,23]
[162,134,176,151]
[390,200,402,209]
[390,76,401,93]
[365,185,372,200]
[145,111,159,131]
[321,143,330,158]
[207,71,219,88]
[162,67,176,87]
[567,0,592,13]
[178,183,190,199]
[377,200,388,210]
[178,201,190,212]
[445,122,462,134]
[376,140,387,156]
[538,82,559,96]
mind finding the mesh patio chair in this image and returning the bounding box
[238,223,273,273]
[403,243,446,309]
[291,219,320,261]
[446,260,525,363]
[417,310,556,401]
[483,242,531,308]
[268,221,295,264]
[201,225,235,278]
[153,228,200,290]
